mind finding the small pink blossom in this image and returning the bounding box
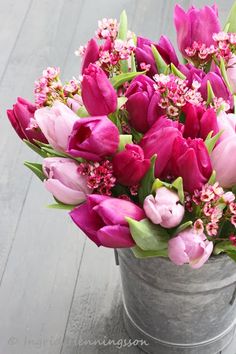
[222,191,235,204]
[231,215,236,227]
[194,219,204,234]
[206,222,218,236]
[229,203,236,215]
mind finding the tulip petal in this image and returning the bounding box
[97,225,135,248]
[44,179,86,205]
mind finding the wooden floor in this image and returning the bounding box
[0,0,235,353]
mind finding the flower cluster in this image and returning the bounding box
[7,3,236,269]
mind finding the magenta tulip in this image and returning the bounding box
[144,187,185,228]
[81,63,117,116]
[168,228,213,269]
[140,116,183,177]
[43,157,91,205]
[183,103,219,140]
[174,4,220,58]
[211,112,236,188]
[67,116,119,161]
[35,101,78,152]
[172,136,212,193]
[125,75,163,133]
[112,144,151,186]
[81,38,99,74]
[7,97,48,144]
[70,194,145,248]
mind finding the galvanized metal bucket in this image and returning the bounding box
[117,249,236,354]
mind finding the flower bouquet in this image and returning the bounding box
[6,2,236,353]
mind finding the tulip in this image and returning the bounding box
[200,72,232,107]
[67,94,83,113]
[136,36,179,77]
[7,97,48,144]
[140,116,183,177]
[70,194,145,248]
[67,115,119,161]
[168,228,213,269]
[183,103,219,140]
[81,38,99,74]
[172,136,212,193]
[174,4,220,58]
[35,101,78,153]
[43,157,91,205]
[144,187,185,228]
[125,75,163,133]
[81,63,117,116]
[211,112,236,188]
[227,54,236,94]
[112,144,151,186]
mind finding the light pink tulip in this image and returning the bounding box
[67,94,83,113]
[168,228,213,269]
[43,157,91,205]
[35,101,78,152]
[211,112,236,188]
[144,187,185,228]
[227,55,236,94]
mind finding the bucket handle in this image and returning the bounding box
[114,249,119,266]
[229,282,236,305]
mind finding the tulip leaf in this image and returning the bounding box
[118,10,127,41]
[47,203,75,210]
[170,63,186,80]
[214,241,236,255]
[41,146,70,158]
[207,81,215,105]
[131,127,143,143]
[220,57,232,92]
[23,139,47,158]
[173,221,193,236]
[131,245,168,259]
[151,45,168,74]
[118,134,133,151]
[126,217,169,251]
[152,177,184,204]
[227,252,236,263]
[77,106,89,117]
[109,112,122,132]
[117,96,127,109]
[138,154,157,204]
[131,53,137,72]
[24,161,45,181]
[225,1,236,33]
[232,184,236,195]
[208,170,216,185]
[205,130,223,154]
[110,71,145,89]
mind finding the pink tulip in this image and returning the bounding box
[211,112,236,188]
[81,38,99,74]
[81,63,117,116]
[227,55,236,94]
[67,94,83,113]
[35,101,78,152]
[7,97,48,144]
[168,228,213,269]
[70,194,145,248]
[144,187,185,228]
[43,157,91,205]
[174,4,220,58]
[112,144,150,186]
[67,116,119,161]
[172,136,212,193]
[183,103,219,140]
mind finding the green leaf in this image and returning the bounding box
[207,81,215,105]
[47,203,75,210]
[151,45,168,74]
[109,112,122,132]
[214,241,236,255]
[41,146,69,158]
[131,245,168,259]
[126,217,169,251]
[225,1,236,33]
[117,96,127,109]
[138,155,157,204]
[220,57,232,92]
[208,170,216,185]
[77,106,89,117]
[173,221,193,236]
[131,127,143,143]
[227,252,236,262]
[118,134,133,151]
[24,161,45,181]
[205,130,223,154]
[232,184,236,195]
[23,139,47,158]
[170,63,186,80]
[110,71,145,89]
[131,53,137,72]
[118,10,127,40]
[152,177,184,204]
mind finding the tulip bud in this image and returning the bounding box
[81,38,99,74]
